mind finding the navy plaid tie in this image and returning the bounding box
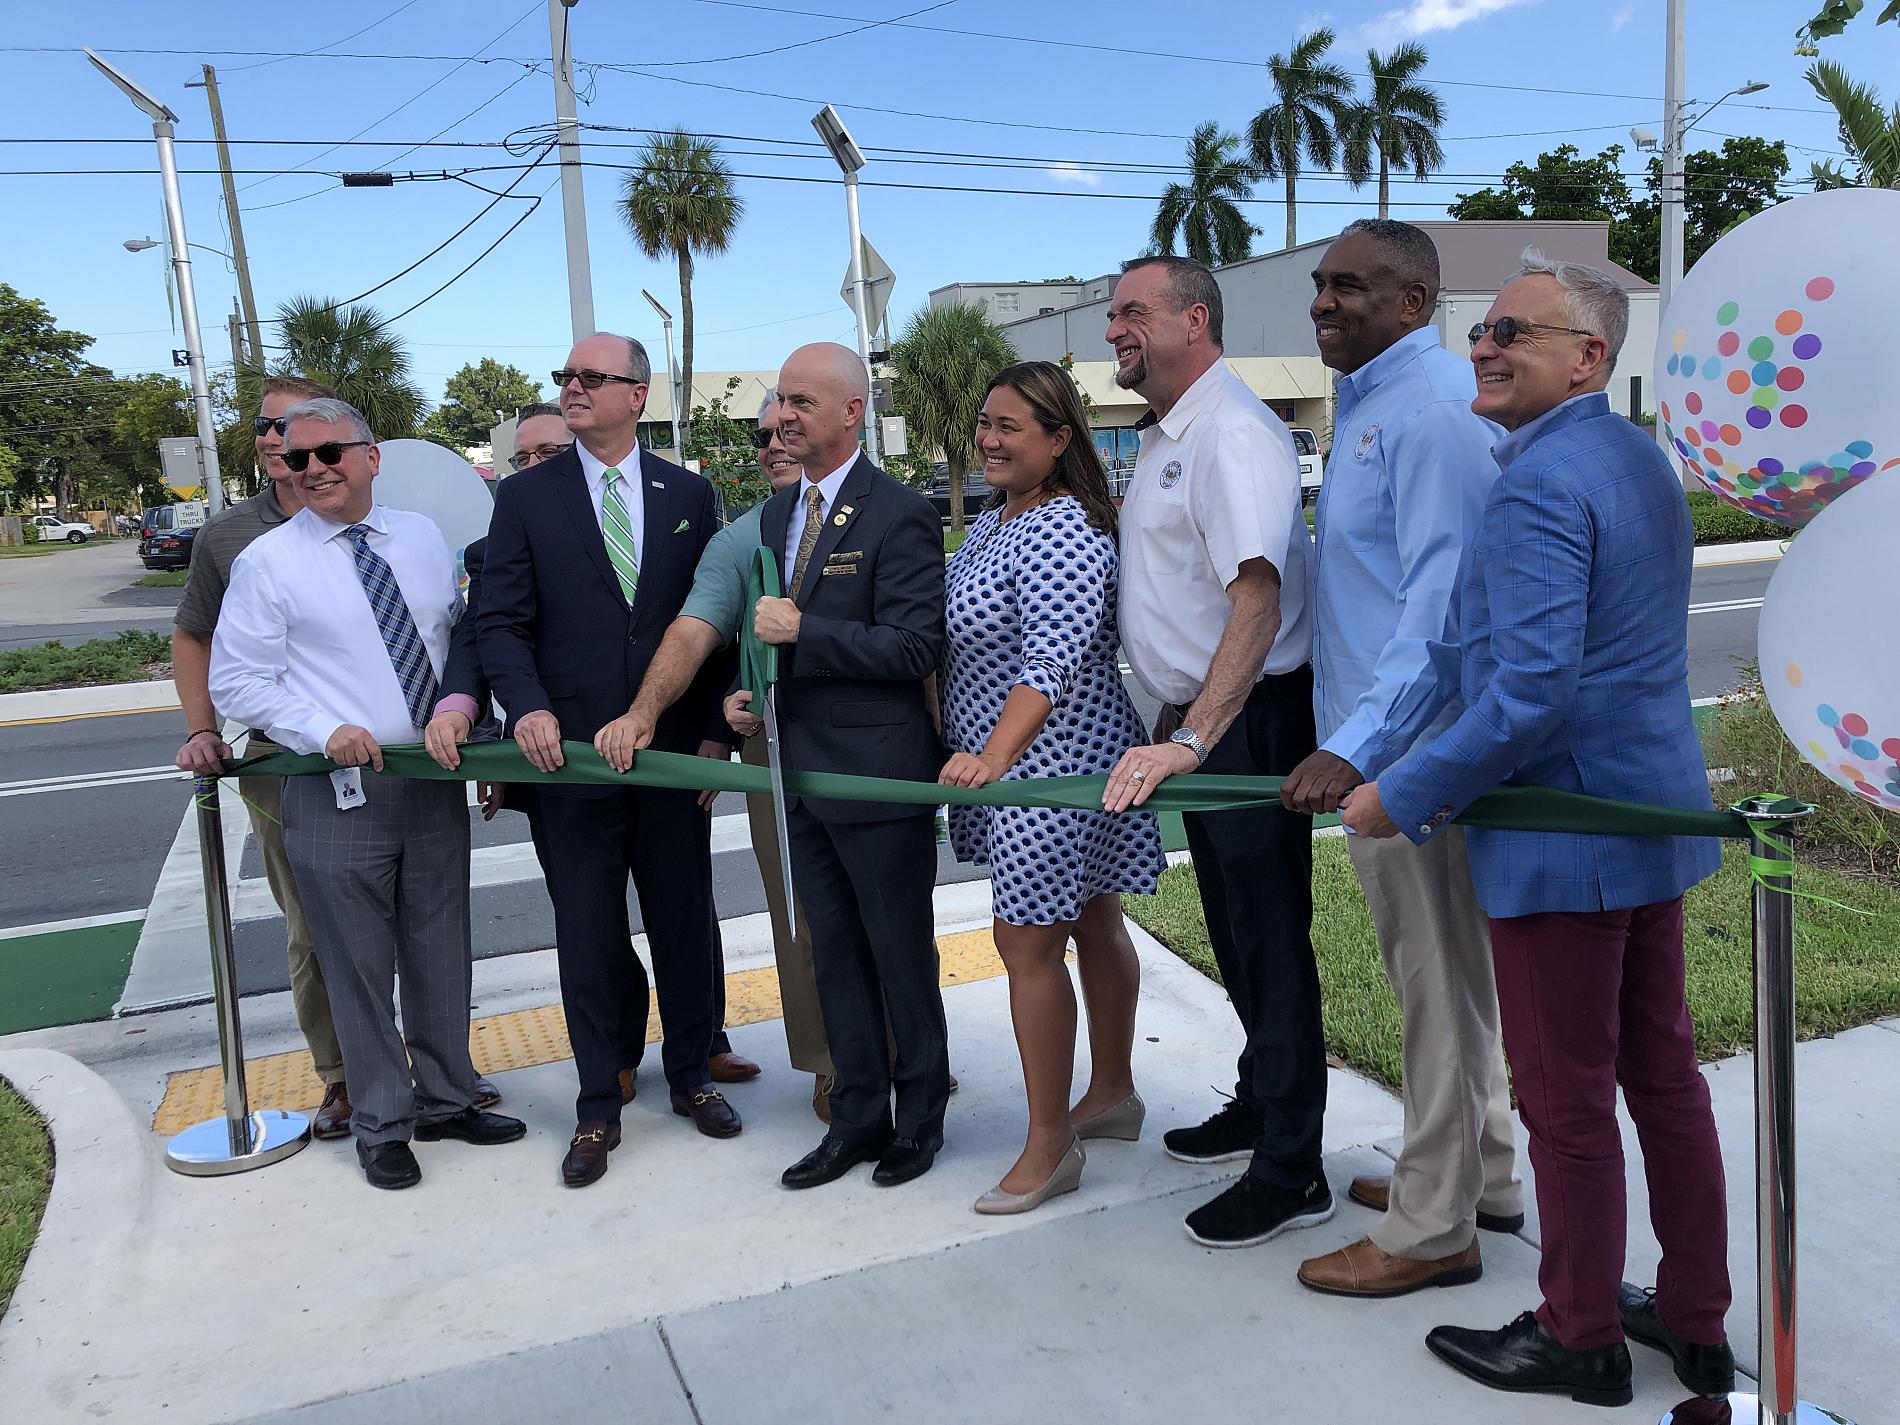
[344,523,439,731]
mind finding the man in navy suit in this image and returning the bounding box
[1344,251,1734,1406]
[479,334,741,1188]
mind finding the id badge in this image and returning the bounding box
[331,766,365,811]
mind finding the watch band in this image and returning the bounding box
[1169,725,1209,766]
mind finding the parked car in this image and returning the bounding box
[927,469,992,523]
[140,525,199,571]
[31,514,93,544]
[139,501,208,542]
[1291,427,1323,504]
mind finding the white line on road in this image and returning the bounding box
[1688,597,1764,616]
[0,763,186,798]
[0,908,145,942]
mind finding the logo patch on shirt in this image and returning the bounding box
[1353,423,1381,461]
[1158,460,1184,489]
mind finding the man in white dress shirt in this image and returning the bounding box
[211,397,526,1191]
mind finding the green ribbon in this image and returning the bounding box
[1745,810,1877,916]
[740,545,779,706]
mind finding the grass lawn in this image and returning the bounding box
[0,629,172,693]
[944,528,967,555]
[0,544,69,559]
[134,570,188,588]
[1127,837,1900,1090]
[0,1077,52,1320]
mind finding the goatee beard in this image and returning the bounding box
[1112,356,1147,391]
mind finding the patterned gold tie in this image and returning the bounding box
[790,484,826,597]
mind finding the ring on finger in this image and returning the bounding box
[1130,769,1147,782]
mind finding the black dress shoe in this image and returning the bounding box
[872,1137,937,1187]
[782,1134,889,1190]
[357,1140,422,1191]
[562,1121,622,1188]
[1426,1311,1632,1407]
[414,1107,528,1146]
[1619,1282,1736,1397]
[670,1085,743,1139]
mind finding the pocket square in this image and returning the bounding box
[673,518,690,533]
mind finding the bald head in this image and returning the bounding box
[775,342,870,474]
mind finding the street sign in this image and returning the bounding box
[158,436,204,494]
[842,236,895,343]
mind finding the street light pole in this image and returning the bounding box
[642,288,683,461]
[88,49,224,515]
[548,0,595,341]
[812,105,881,463]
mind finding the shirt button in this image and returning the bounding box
[1418,824,1433,837]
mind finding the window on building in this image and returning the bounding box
[992,291,1019,313]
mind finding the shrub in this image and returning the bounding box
[20,523,39,544]
[1687,490,1787,545]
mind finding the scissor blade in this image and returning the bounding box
[761,687,796,912]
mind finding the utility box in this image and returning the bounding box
[879,416,907,458]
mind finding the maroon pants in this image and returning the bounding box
[1488,897,1731,1351]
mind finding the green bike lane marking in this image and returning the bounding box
[0,916,142,1036]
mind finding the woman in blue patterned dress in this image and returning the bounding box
[938,361,1165,1215]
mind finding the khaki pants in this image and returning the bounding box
[1347,825,1522,1258]
[240,737,344,1085]
[740,736,833,1078]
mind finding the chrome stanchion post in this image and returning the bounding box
[164,773,312,1175]
[1662,796,1851,1425]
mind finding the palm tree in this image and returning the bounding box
[1151,122,1259,266]
[1249,28,1357,250]
[1340,43,1446,218]
[1805,60,1900,187]
[888,303,1017,536]
[618,130,745,443]
[273,296,426,438]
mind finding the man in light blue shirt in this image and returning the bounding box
[1282,220,1523,1299]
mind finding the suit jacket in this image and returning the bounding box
[758,454,945,823]
[441,535,492,710]
[1381,392,1722,918]
[477,443,728,796]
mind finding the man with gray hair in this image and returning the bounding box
[1343,250,1733,1405]
[211,397,527,1190]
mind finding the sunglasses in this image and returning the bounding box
[1468,316,1597,349]
[748,426,781,450]
[552,368,643,391]
[253,415,288,437]
[508,442,574,472]
[283,440,372,473]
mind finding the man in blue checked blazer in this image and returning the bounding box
[1343,251,1734,1407]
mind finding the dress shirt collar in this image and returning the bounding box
[260,482,293,524]
[1336,326,1442,411]
[313,502,391,542]
[576,439,640,490]
[1152,357,1232,441]
[800,451,858,508]
[1492,390,1609,470]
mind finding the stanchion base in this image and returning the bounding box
[166,1109,312,1176]
[1661,1392,1855,1424]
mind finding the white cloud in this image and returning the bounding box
[1609,2,1634,31]
[1044,162,1102,188]
[1352,0,1539,46]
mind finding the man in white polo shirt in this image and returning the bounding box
[1101,255,1328,1250]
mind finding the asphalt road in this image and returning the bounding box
[0,555,1773,995]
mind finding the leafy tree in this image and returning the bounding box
[1340,43,1446,219]
[888,303,1016,534]
[0,442,22,507]
[273,296,426,438]
[1151,122,1259,267]
[683,376,770,516]
[1448,143,1633,223]
[422,358,541,451]
[1798,0,1900,53]
[1804,60,1900,187]
[618,130,744,447]
[1249,29,1356,250]
[1614,138,1790,280]
[0,284,113,512]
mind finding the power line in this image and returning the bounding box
[218,0,430,75]
[369,177,558,330]
[638,0,962,67]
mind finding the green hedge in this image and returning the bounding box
[1687,490,1787,545]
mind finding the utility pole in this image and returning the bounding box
[197,66,265,371]
[1660,0,1686,323]
[227,303,254,491]
[549,0,595,340]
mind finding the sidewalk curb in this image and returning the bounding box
[0,1048,152,1344]
[0,678,179,725]
[1692,538,1785,567]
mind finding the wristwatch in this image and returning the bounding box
[1169,725,1209,767]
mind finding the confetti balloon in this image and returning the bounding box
[1759,473,1900,814]
[1655,187,1900,527]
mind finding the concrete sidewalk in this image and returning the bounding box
[1,915,1890,1424]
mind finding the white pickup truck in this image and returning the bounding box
[31,514,93,544]
[1291,428,1323,503]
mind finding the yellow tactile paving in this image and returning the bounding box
[153,927,1007,1135]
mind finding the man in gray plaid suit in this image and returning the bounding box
[210,397,526,1190]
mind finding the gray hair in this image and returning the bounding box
[1339,218,1441,301]
[591,331,652,385]
[284,396,373,443]
[757,387,780,422]
[1515,246,1629,374]
[1119,254,1225,347]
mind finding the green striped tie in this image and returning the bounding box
[601,466,640,603]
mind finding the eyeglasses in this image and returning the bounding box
[508,442,573,471]
[552,368,643,391]
[748,426,781,450]
[253,415,288,437]
[282,440,371,473]
[1468,316,1597,349]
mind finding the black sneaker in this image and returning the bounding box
[1162,1097,1260,1164]
[1185,1173,1334,1248]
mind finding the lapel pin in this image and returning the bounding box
[832,513,848,526]
[673,518,690,533]
[651,480,665,489]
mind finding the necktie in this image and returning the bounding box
[343,523,439,731]
[790,484,826,597]
[600,466,640,603]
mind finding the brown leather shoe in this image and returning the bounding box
[1349,1174,1526,1234]
[1297,1236,1483,1298]
[473,1076,502,1110]
[561,1120,622,1188]
[618,1068,637,1105]
[313,1081,352,1140]
[671,1085,742,1139]
[812,1075,834,1125]
[709,1051,761,1083]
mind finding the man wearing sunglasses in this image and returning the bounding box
[1343,251,1733,1406]
[479,333,739,1187]
[211,398,527,1189]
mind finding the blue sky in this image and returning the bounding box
[2,0,1893,407]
